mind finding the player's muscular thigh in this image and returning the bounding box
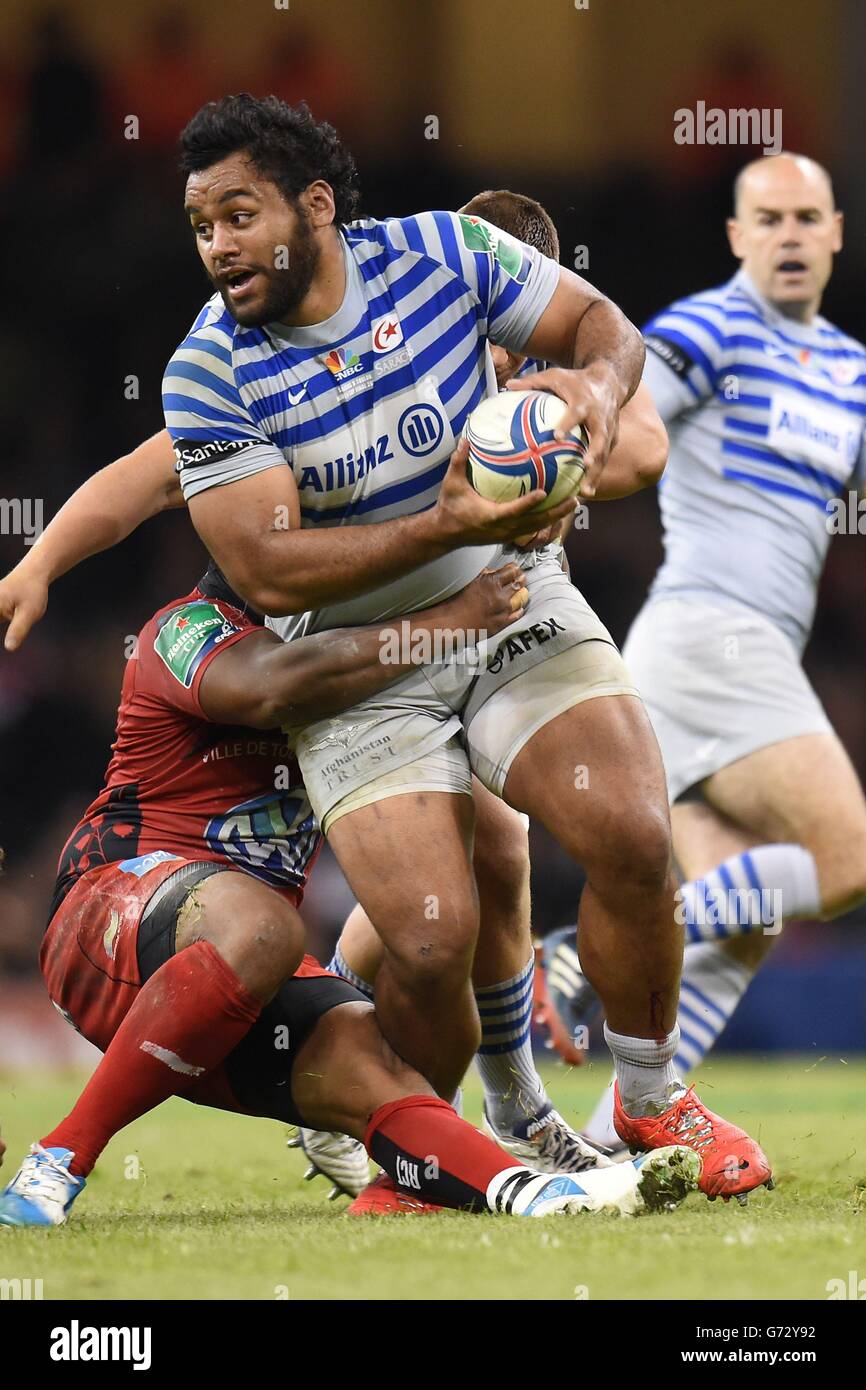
[326,792,479,975]
[702,733,866,915]
[335,780,530,989]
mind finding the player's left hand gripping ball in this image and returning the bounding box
[507,362,622,497]
[465,388,589,512]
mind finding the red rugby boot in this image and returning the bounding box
[613,1083,774,1204]
[347,1173,443,1216]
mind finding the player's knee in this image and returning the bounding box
[245,897,306,974]
[795,819,866,918]
[625,809,673,888]
[589,802,673,893]
[387,898,479,990]
[185,875,305,998]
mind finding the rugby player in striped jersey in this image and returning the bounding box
[0,189,667,1189]
[539,156,866,1161]
[0,97,770,1199]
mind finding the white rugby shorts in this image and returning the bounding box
[292,548,639,832]
[622,595,832,803]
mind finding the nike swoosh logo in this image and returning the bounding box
[287,386,307,405]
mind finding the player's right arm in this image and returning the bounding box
[184,438,572,618]
[197,564,528,728]
[0,431,180,650]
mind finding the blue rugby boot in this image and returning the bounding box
[0,1144,85,1227]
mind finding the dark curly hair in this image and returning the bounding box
[179,94,361,224]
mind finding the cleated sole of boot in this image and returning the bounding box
[635,1146,703,1213]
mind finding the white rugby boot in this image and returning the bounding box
[487,1145,702,1217]
[287,1128,370,1199]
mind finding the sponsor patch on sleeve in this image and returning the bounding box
[172,437,260,474]
[458,214,525,280]
[154,600,244,688]
[644,334,695,378]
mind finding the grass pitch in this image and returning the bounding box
[1,1056,864,1301]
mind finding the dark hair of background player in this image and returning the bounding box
[461,189,561,261]
[179,93,361,225]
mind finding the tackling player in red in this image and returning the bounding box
[0,561,702,1224]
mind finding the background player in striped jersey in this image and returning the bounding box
[542,154,866,1155]
[157,95,767,1197]
[0,186,667,1180]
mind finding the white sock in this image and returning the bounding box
[603,1022,682,1119]
[474,955,551,1137]
[582,1081,619,1150]
[585,941,756,1147]
[674,940,754,1073]
[679,843,820,943]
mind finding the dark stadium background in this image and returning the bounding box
[1,0,865,1065]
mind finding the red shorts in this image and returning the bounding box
[41,856,331,1054]
[41,856,365,1124]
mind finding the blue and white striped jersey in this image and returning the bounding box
[163,210,558,635]
[642,268,866,651]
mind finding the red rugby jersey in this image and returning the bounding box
[51,570,320,918]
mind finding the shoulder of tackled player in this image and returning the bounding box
[142,595,260,717]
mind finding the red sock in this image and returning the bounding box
[42,941,261,1176]
[365,1095,522,1211]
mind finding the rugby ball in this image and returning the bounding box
[465,389,589,509]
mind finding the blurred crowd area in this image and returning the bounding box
[1,3,865,1049]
